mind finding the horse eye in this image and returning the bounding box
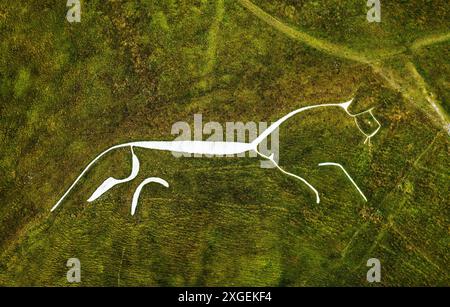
[355,112,380,137]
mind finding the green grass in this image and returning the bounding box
[0,0,448,286]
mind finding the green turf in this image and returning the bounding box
[0,0,448,286]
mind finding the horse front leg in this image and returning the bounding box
[255,149,320,204]
[318,162,367,202]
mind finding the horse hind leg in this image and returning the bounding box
[87,146,140,202]
[131,177,169,215]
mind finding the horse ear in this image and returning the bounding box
[340,98,354,111]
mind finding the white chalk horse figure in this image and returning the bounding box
[51,99,381,215]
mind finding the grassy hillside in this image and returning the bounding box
[0,0,448,286]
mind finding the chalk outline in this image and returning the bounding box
[318,162,368,202]
[51,99,380,215]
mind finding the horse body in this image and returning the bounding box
[131,140,254,155]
